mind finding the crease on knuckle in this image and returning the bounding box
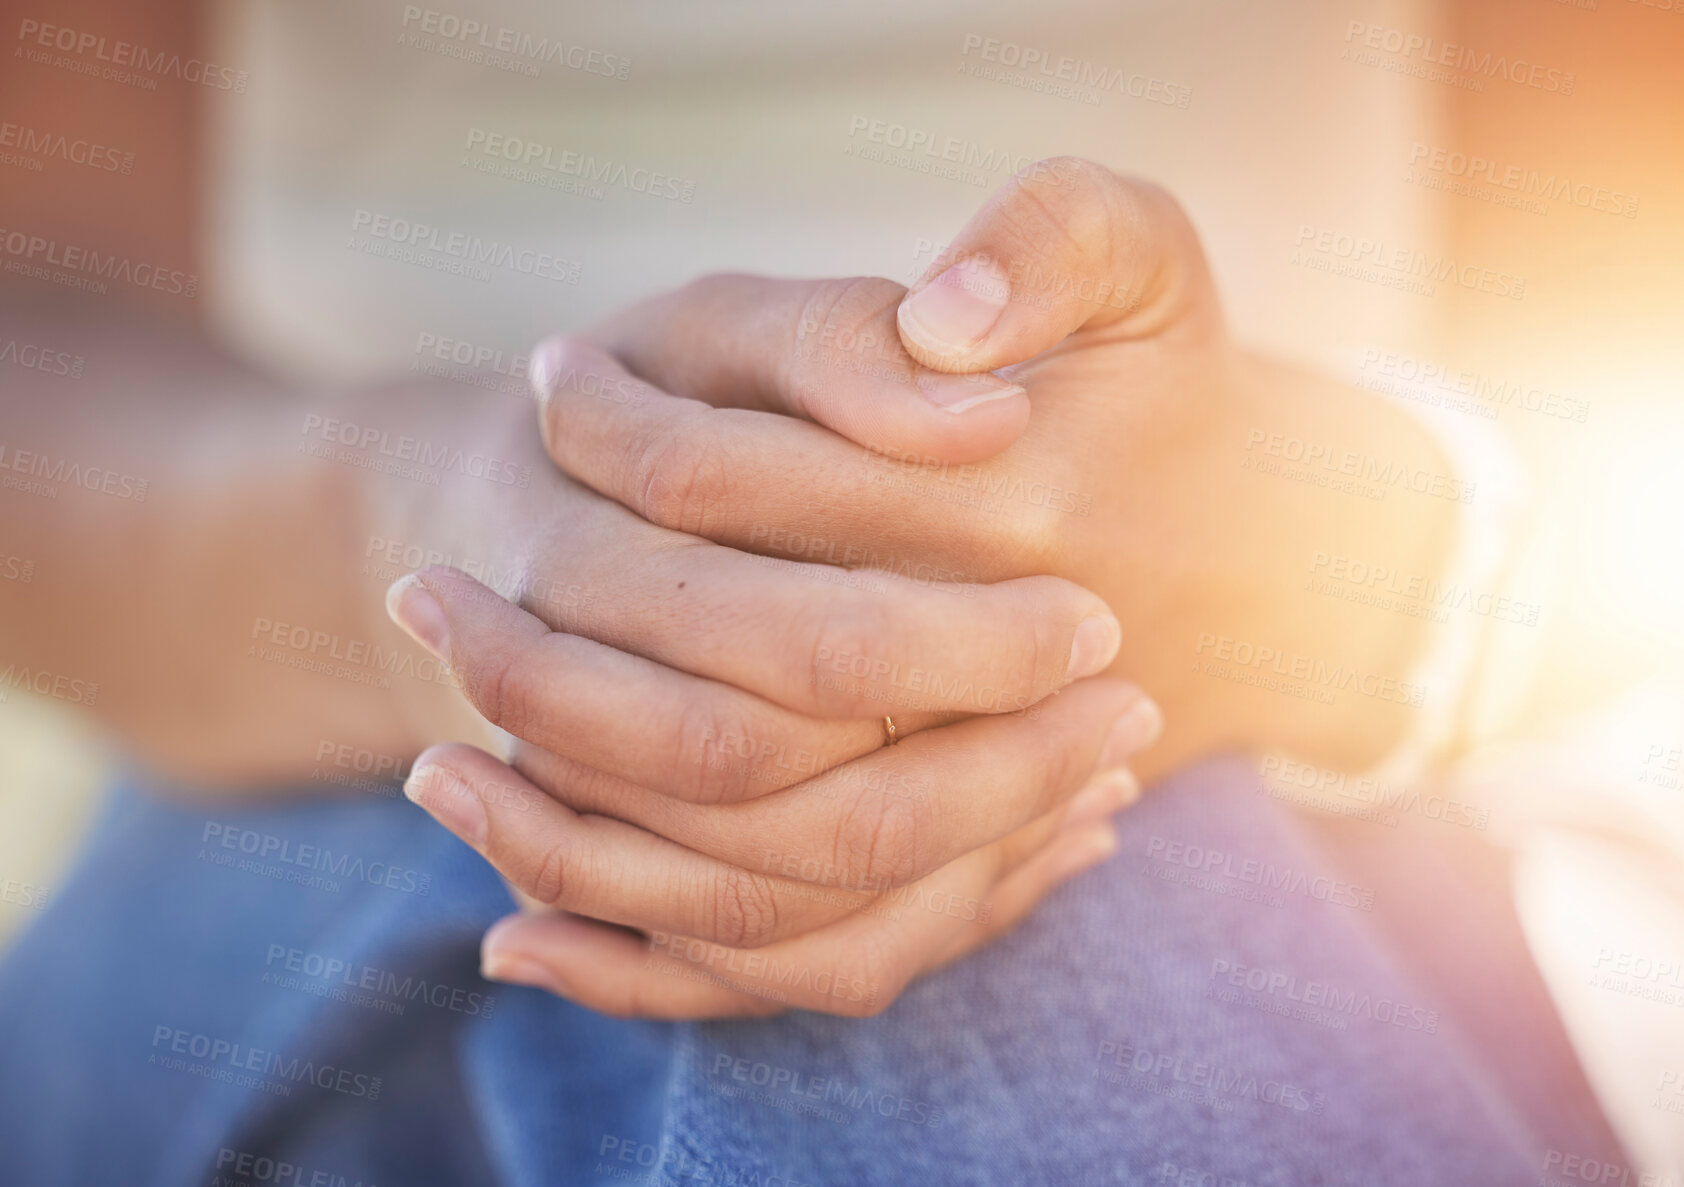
[710,867,782,948]
[789,277,911,413]
[984,503,1067,573]
[1031,714,1090,814]
[537,336,600,446]
[470,648,539,741]
[632,419,728,536]
[841,938,907,1018]
[1009,157,1115,253]
[669,696,756,804]
[835,788,923,890]
[528,834,572,908]
[804,599,897,714]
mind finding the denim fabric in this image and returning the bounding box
[0,757,1574,1185]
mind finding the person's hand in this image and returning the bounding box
[358,360,1124,757]
[540,157,1456,780]
[387,561,1161,1017]
[374,404,1163,1018]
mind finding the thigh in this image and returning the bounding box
[0,778,509,1186]
[633,756,1542,1187]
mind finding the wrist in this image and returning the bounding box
[1123,346,1458,777]
[337,380,549,759]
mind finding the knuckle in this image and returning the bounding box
[804,599,900,713]
[1031,719,1091,813]
[527,835,571,907]
[977,501,1068,573]
[631,419,730,535]
[709,867,783,948]
[1015,156,1120,228]
[466,647,541,740]
[535,335,601,436]
[834,786,924,889]
[668,696,759,804]
[839,941,907,1018]
[793,277,906,356]
[787,277,912,412]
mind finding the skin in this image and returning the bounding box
[1,0,1453,1019]
[0,289,1147,1019]
[397,161,1457,1016]
[0,10,1152,1017]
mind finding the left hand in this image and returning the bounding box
[536,157,1456,778]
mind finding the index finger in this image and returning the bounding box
[590,272,1030,464]
[529,335,1088,585]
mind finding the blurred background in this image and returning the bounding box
[2,0,1681,1175]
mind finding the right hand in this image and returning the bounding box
[367,378,1160,1018]
[383,551,1161,1015]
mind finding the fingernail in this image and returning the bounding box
[386,573,451,664]
[480,950,556,990]
[1066,613,1122,680]
[404,762,487,846]
[1099,698,1163,768]
[528,337,563,397]
[915,370,1026,415]
[1067,769,1139,821]
[898,257,1011,359]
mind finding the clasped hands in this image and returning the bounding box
[385,158,1254,1019]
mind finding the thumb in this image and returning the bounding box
[896,157,1221,374]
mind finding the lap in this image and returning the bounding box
[0,758,1547,1186]
[645,755,1539,1187]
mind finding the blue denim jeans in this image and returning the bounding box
[0,756,1614,1185]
